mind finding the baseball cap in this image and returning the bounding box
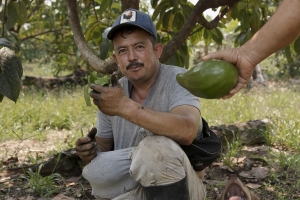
[107,8,157,40]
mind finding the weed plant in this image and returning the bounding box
[21,153,63,197]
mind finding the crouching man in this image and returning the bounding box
[75,8,206,200]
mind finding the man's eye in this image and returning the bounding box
[118,49,126,54]
[136,45,144,50]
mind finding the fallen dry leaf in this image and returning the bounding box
[65,176,81,183]
[52,193,75,200]
[25,196,35,200]
[246,183,262,189]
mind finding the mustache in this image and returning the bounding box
[126,62,144,70]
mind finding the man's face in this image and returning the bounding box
[112,29,162,84]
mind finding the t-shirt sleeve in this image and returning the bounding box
[169,69,200,111]
[96,110,113,138]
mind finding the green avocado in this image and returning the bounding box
[176,59,238,99]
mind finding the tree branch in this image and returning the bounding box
[65,0,117,74]
[160,0,240,62]
[198,4,235,30]
[121,0,139,11]
[19,29,68,42]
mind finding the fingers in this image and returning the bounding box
[75,137,97,164]
[201,52,219,61]
[76,142,96,156]
[110,72,120,87]
[90,84,102,93]
[222,78,247,99]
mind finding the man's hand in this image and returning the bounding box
[75,127,97,164]
[89,84,128,116]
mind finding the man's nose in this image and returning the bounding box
[127,48,137,62]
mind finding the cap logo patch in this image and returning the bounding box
[120,10,136,24]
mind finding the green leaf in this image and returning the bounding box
[162,10,173,31]
[99,40,111,60]
[170,0,178,8]
[88,71,98,84]
[231,5,239,20]
[203,29,211,46]
[210,28,223,45]
[173,11,185,31]
[237,1,247,10]
[0,47,23,103]
[111,2,121,11]
[15,1,28,25]
[250,4,261,34]
[152,1,169,21]
[234,26,241,33]
[294,36,300,55]
[98,0,111,17]
[284,45,292,63]
[6,2,18,29]
[240,12,251,30]
[84,84,92,106]
[0,38,12,48]
[151,0,159,8]
[190,26,203,45]
[217,23,227,29]
[234,31,248,47]
[164,51,179,66]
[94,76,110,85]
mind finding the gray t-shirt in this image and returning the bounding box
[96,64,202,150]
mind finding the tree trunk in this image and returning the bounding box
[121,0,139,11]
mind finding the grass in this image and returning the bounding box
[22,62,73,77]
[0,87,97,145]
[200,85,300,149]
[22,153,63,197]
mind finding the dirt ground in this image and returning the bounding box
[1,131,300,200]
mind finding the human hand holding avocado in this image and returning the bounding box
[201,0,300,99]
[201,50,255,99]
[176,59,240,99]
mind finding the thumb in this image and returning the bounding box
[87,127,97,140]
[201,52,220,61]
[110,71,120,87]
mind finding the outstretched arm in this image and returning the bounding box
[203,0,300,99]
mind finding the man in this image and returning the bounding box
[76,8,206,200]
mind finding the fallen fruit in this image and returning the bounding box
[176,59,238,99]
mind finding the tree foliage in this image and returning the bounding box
[0,0,300,102]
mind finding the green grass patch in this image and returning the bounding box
[0,87,97,143]
[200,87,300,149]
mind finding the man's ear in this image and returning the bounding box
[154,43,163,59]
[113,53,119,66]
